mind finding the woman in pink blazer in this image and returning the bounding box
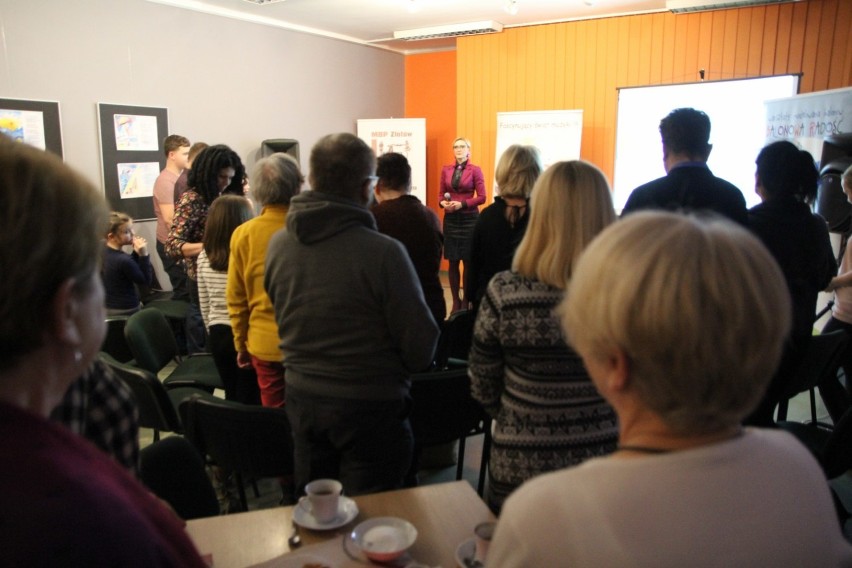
[439,137,486,313]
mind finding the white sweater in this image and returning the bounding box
[196,249,231,330]
[489,428,852,568]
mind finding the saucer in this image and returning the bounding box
[293,496,359,530]
[455,537,481,568]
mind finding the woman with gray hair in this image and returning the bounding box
[488,211,852,567]
[0,138,205,565]
[227,152,303,407]
[465,144,542,311]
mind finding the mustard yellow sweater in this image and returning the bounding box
[227,205,288,362]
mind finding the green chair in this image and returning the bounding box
[124,308,223,392]
[100,353,217,441]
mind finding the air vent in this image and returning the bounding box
[667,0,799,13]
[394,20,504,41]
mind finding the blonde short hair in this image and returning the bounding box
[453,137,471,150]
[495,145,542,199]
[559,211,791,435]
[512,161,615,289]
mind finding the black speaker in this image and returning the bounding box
[260,138,300,166]
[816,133,852,233]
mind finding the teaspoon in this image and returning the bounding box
[288,520,301,549]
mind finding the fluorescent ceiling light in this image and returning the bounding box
[394,20,504,41]
[666,0,799,13]
[241,0,287,4]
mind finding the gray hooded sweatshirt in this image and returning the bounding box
[264,190,439,400]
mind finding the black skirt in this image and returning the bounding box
[443,212,478,262]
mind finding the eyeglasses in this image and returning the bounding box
[453,145,468,149]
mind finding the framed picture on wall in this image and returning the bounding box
[0,97,63,157]
[97,103,168,220]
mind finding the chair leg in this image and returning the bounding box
[235,472,248,512]
[252,480,260,498]
[478,422,492,497]
[153,429,161,442]
[810,388,818,424]
[776,398,789,422]
[456,437,467,481]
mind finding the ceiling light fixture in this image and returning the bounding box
[407,0,420,14]
[666,0,799,13]
[505,0,519,15]
[394,20,504,41]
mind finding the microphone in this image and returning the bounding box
[444,192,451,201]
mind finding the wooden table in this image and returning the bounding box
[187,481,495,567]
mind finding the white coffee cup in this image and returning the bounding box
[474,521,496,563]
[300,479,342,524]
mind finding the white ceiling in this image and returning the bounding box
[147,0,669,53]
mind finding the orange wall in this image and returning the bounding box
[405,50,457,214]
[446,0,852,193]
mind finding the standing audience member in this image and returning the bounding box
[174,141,209,202]
[440,137,486,313]
[465,144,542,311]
[228,153,303,408]
[488,211,852,567]
[265,133,439,495]
[51,358,141,475]
[102,211,152,315]
[823,164,852,418]
[621,108,747,224]
[373,152,445,325]
[746,141,836,425]
[469,161,619,513]
[197,195,260,405]
[0,136,205,566]
[153,134,190,301]
[166,144,245,354]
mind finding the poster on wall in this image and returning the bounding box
[495,110,583,192]
[97,103,168,220]
[0,97,63,157]
[357,118,426,204]
[764,86,852,162]
[114,114,159,151]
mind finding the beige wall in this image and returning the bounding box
[0,0,404,288]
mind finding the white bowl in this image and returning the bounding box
[349,517,418,562]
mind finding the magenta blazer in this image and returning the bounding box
[439,162,486,216]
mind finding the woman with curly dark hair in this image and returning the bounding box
[166,144,245,352]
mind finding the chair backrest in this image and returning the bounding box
[781,331,849,400]
[102,316,134,363]
[434,309,475,368]
[181,397,294,480]
[124,308,180,375]
[140,436,219,520]
[99,353,183,434]
[822,407,852,479]
[410,363,488,448]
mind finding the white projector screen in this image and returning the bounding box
[613,75,799,212]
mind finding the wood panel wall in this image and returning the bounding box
[453,0,852,198]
